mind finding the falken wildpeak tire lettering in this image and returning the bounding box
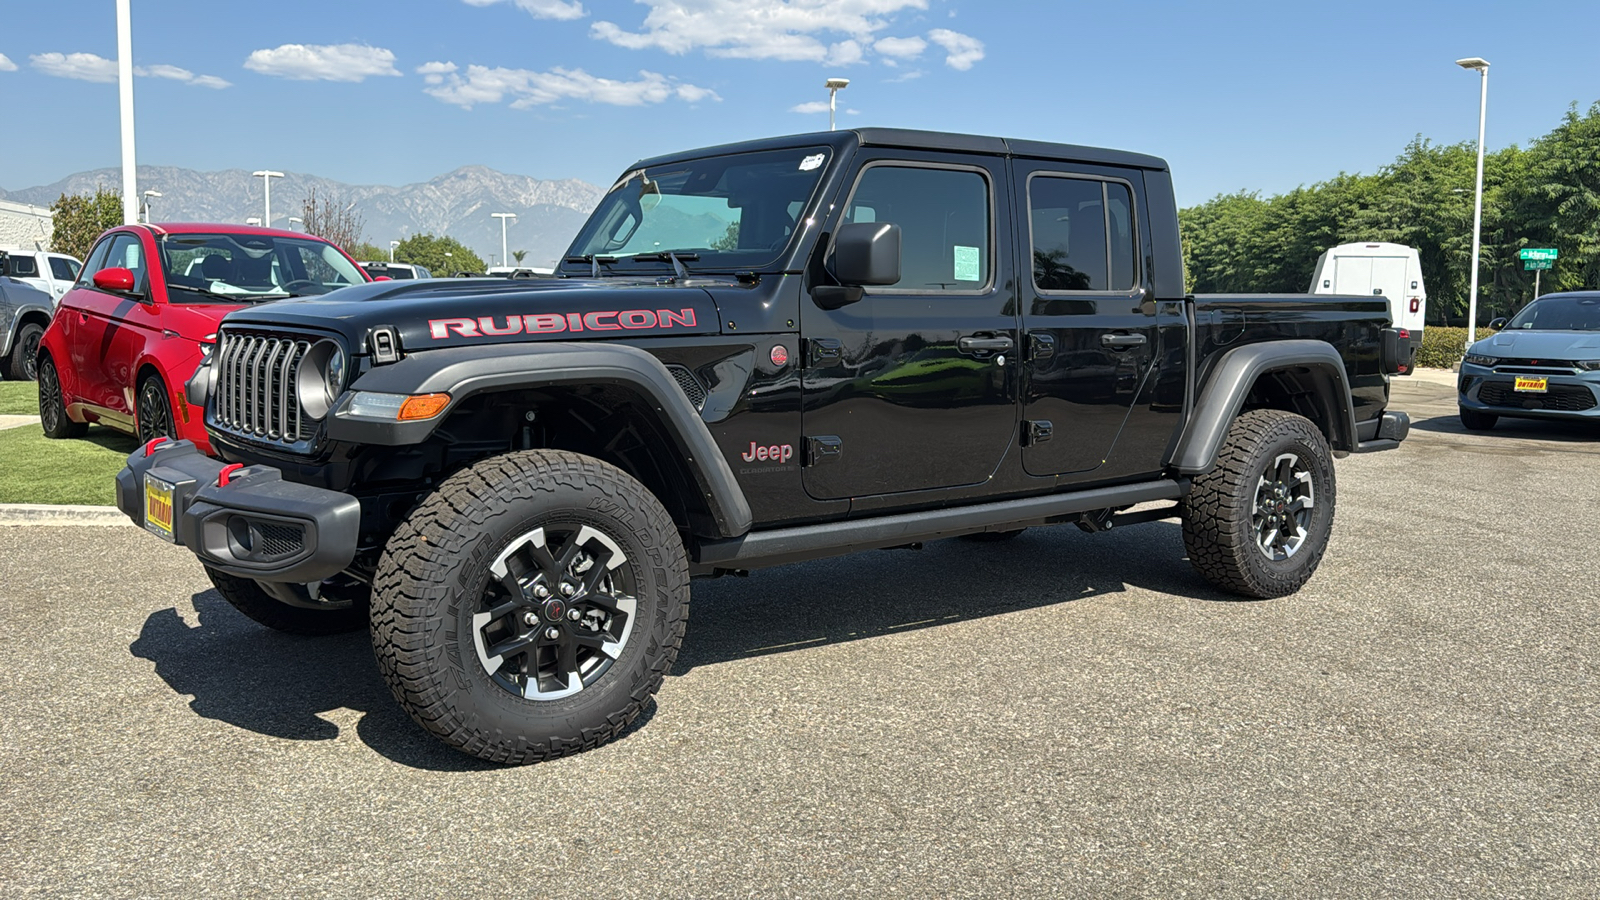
[369,449,688,765]
[1180,409,1336,599]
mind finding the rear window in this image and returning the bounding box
[7,255,39,278]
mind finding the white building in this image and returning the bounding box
[0,199,54,252]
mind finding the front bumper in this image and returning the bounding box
[1458,365,1600,420]
[115,439,360,583]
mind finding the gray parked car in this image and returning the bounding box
[0,251,56,380]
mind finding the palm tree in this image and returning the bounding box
[511,249,527,264]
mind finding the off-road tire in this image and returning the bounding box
[6,322,43,381]
[37,356,87,439]
[370,449,689,765]
[204,565,369,635]
[1180,409,1336,599]
[1459,408,1497,431]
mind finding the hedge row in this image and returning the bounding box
[1415,327,1495,370]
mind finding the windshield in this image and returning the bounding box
[158,233,366,302]
[1504,295,1600,332]
[565,146,832,271]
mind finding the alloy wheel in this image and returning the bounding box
[1253,452,1315,561]
[470,523,638,701]
[136,380,172,442]
[19,330,40,380]
[39,362,63,431]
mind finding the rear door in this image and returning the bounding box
[800,153,1019,500]
[1014,163,1185,480]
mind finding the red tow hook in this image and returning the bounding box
[142,437,169,457]
[217,463,245,487]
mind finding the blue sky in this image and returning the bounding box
[2,0,1598,207]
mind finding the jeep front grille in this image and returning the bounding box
[213,332,315,442]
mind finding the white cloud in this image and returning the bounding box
[420,63,719,109]
[135,63,233,89]
[30,52,117,82]
[463,0,587,20]
[927,28,983,70]
[873,35,925,59]
[0,53,17,72]
[790,100,830,114]
[244,44,401,82]
[592,0,941,64]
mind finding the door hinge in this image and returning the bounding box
[807,338,843,367]
[1025,419,1053,446]
[1028,332,1056,362]
[805,434,843,466]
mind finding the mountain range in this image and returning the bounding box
[0,165,605,268]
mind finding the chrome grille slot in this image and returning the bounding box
[212,331,319,446]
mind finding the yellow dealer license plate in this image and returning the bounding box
[1514,376,1548,393]
[144,475,176,541]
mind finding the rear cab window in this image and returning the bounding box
[1027,174,1139,293]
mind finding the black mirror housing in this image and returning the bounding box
[834,222,901,286]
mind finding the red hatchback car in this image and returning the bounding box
[36,223,370,453]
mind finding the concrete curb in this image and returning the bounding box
[0,504,129,526]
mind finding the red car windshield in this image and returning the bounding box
[158,233,365,302]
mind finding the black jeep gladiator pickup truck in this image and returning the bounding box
[116,128,1410,764]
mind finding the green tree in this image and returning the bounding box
[50,187,124,261]
[394,233,486,275]
[511,249,527,264]
[347,241,389,262]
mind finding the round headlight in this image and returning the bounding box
[297,340,347,419]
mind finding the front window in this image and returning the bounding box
[565,146,832,272]
[1504,295,1600,331]
[157,233,365,303]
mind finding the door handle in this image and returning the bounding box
[958,335,1014,354]
[1100,333,1147,349]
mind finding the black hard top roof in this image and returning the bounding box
[628,128,1169,177]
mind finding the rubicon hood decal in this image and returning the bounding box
[429,307,698,340]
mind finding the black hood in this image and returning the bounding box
[219,277,723,353]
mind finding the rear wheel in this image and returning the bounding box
[205,566,369,635]
[1181,409,1336,599]
[6,322,43,381]
[1459,407,1498,431]
[136,374,176,443]
[37,357,87,439]
[371,449,688,765]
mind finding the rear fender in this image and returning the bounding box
[1169,340,1358,474]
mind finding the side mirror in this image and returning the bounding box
[813,222,901,310]
[1488,317,1507,331]
[93,267,138,294]
[373,275,392,281]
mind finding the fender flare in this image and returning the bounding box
[327,342,754,538]
[1169,339,1357,475]
[2,301,53,358]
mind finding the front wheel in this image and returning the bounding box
[1180,409,1337,599]
[371,449,689,765]
[136,374,176,443]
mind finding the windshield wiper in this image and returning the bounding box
[564,254,621,278]
[167,284,288,303]
[628,251,698,280]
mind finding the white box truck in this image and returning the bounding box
[1309,242,1424,373]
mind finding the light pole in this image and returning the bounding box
[825,77,849,131]
[388,240,400,262]
[116,0,138,225]
[1457,57,1490,352]
[253,170,284,228]
[492,212,516,268]
[141,190,161,224]
[288,216,303,231]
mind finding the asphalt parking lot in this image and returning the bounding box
[2,373,1597,898]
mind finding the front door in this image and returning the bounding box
[1015,164,1185,480]
[801,155,1018,500]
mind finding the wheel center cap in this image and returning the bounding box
[542,598,567,622]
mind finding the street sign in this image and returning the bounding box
[1519,248,1558,261]
[1524,259,1553,270]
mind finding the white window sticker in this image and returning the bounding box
[798,153,826,171]
[953,245,981,282]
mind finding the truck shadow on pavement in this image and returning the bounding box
[127,521,1216,768]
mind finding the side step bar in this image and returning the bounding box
[692,478,1189,573]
